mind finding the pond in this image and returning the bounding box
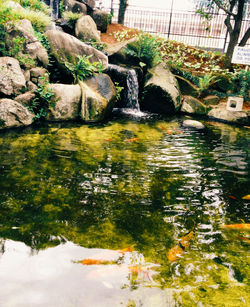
[0,115,249,307]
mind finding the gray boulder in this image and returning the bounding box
[30,67,49,86]
[5,19,49,67]
[45,30,108,70]
[181,96,207,115]
[91,9,109,33]
[208,104,249,125]
[75,15,100,42]
[142,63,181,115]
[63,0,87,14]
[14,92,36,105]
[0,99,34,129]
[46,84,82,121]
[80,0,95,9]
[79,74,116,122]
[0,57,26,96]
[183,120,205,129]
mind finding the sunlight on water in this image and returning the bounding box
[0,116,249,306]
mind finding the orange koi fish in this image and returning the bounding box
[117,246,134,254]
[167,130,172,134]
[220,224,250,230]
[168,231,194,262]
[105,138,113,142]
[81,259,117,265]
[237,236,250,243]
[228,195,237,200]
[159,126,166,130]
[242,195,250,200]
[124,138,139,142]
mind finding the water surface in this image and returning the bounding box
[0,116,249,306]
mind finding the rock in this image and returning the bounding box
[141,63,181,115]
[183,120,205,129]
[75,15,100,42]
[181,96,207,115]
[63,0,87,14]
[14,92,36,105]
[0,57,26,96]
[203,95,220,105]
[0,98,34,129]
[5,1,24,11]
[79,74,116,122]
[23,70,30,82]
[26,81,37,92]
[208,104,249,125]
[80,0,95,9]
[90,9,109,33]
[174,74,199,98]
[30,67,49,86]
[5,19,49,67]
[45,30,108,71]
[46,84,81,121]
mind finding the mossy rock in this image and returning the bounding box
[175,75,199,98]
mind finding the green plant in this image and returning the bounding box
[88,39,106,52]
[125,33,162,68]
[17,8,51,31]
[231,70,250,101]
[15,0,51,14]
[34,31,50,52]
[29,77,55,119]
[64,55,103,83]
[114,82,124,101]
[63,11,81,28]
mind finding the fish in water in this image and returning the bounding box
[124,138,139,142]
[237,236,250,243]
[220,224,250,230]
[81,259,117,265]
[242,195,250,200]
[168,231,194,261]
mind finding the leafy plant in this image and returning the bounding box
[198,74,219,97]
[29,77,55,119]
[64,55,103,83]
[88,39,106,52]
[125,33,162,68]
[15,0,51,15]
[62,11,81,28]
[34,31,50,52]
[231,70,250,101]
[114,82,124,101]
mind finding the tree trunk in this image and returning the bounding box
[239,27,250,46]
[118,0,128,25]
[223,0,245,69]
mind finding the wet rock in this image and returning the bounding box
[183,119,205,129]
[75,15,100,42]
[203,95,220,105]
[208,104,249,125]
[46,83,82,121]
[181,96,207,115]
[63,0,87,14]
[0,98,34,129]
[79,74,116,122]
[0,57,26,96]
[142,63,181,115]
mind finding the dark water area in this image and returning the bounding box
[0,115,249,306]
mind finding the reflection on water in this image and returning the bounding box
[0,116,249,306]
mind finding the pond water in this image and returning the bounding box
[0,115,249,307]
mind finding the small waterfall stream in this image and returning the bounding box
[43,0,60,20]
[126,69,140,111]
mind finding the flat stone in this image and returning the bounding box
[183,119,205,129]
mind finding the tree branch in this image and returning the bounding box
[239,27,250,46]
[213,0,236,16]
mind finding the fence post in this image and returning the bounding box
[168,0,174,38]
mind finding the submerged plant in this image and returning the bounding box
[65,55,103,83]
[125,33,162,68]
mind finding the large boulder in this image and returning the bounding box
[45,30,108,70]
[0,99,34,129]
[0,57,26,96]
[46,84,82,121]
[14,92,36,105]
[75,15,100,42]
[208,103,249,125]
[63,0,87,14]
[141,63,181,115]
[90,9,109,33]
[181,96,207,115]
[80,0,95,9]
[5,19,49,67]
[79,74,117,122]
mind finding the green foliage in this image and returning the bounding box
[125,33,162,68]
[231,70,250,101]
[29,78,55,119]
[88,39,106,52]
[59,0,64,16]
[62,11,81,28]
[17,8,51,31]
[15,0,51,14]
[114,82,124,101]
[34,30,50,52]
[108,11,113,24]
[198,74,218,92]
[170,67,199,87]
[64,55,103,83]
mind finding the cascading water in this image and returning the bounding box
[43,0,60,20]
[107,64,145,116]
[126,69,140,111]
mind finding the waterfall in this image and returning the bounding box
[43,0,60,20]
[126,69,140,111]
[107,64,141,113]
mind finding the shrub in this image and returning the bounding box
[62,11,81,28]
[17,8,51,31]
[15,0,51,15]
[125,33,162,68]
[64,55,103,83]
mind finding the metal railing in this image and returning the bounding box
[103,3,250,52]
